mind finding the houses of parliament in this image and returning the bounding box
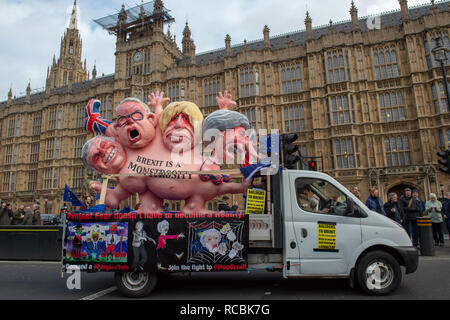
[0,0,449,213]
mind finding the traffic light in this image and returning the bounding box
[307,160,318,171]
[437,149,450,174]
[282,133,300,169]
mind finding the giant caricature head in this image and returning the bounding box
[159,101,204,152]
[82,136,127,174]
[202,109,258,164]
[112,98,157,149]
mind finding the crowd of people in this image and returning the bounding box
[358,186,450,247]
[0,201,41,226]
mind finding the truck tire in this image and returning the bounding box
[356,250,402,296]
[114,271,158,298]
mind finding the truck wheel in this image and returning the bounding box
[356,251,402,296]
[114,271,158,298]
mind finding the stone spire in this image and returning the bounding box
[350,1,360,31]
[26,82,31,103]
[7,87,13,104]
[305,11,313,40]
[398,0,410,22]
[225,34,231,56]
[69,0,78,29]
[153,0,164,33]
[118,3,127,24]
[263,25,270,49]
[182,21,196,62]
[154,0,164,12]
[92,64,97,83]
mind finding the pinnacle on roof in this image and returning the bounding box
[350,0,358,14]
[69,0,78,29]
[305,11,312,24]
[183,21,191,38]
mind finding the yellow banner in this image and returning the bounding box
[317,222,336,250]
[245,188,266,214]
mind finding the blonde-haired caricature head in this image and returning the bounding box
[159,101,204,151]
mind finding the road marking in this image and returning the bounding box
[80,286,117,300]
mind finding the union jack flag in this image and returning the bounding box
[85,99,112,134]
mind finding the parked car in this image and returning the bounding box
[41,214,61,225]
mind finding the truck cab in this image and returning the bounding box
[280,169,418,295]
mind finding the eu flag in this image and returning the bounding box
[64,185,84,207]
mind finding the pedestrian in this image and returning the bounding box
[218,196,239,212]
[12,204,25,225]
[32,204,41,225]
[443,192,450,240]
[424,193,444,246]
[383,192,403,223]
[365,187,386,216]
[23,206,34,225]
[82,196,93,210]
[349,185,360,199]
[398,187,420,247]
[0,201,12,226]
[412,189,425,217]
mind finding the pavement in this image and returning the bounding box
[418,233,450,257]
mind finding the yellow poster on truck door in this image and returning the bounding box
[314,221,339,252]
[245,188,266,214]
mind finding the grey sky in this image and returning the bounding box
[0,0,431,101]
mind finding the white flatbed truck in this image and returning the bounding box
[114,169,418,297]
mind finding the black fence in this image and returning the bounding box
[0,225,63,261]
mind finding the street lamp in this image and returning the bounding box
[432,37,450,112]
[44,197,48,214]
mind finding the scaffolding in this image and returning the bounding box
[93,1,174,34]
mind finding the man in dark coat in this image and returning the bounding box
[12,205,25,225]
[218,196,239,212]
[0,201,12,225]
[412,189,425,217]
[32,204,41,225]
[444,192,450,239]
[384,192,403,223]
[23,207,34,225]
[398,188,420,246]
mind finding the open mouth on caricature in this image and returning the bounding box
[128,129,141,143]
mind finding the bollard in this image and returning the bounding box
[417,217,435,256]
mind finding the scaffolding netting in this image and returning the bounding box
[94,1,174,32]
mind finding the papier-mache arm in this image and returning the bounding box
[147,90,170,122]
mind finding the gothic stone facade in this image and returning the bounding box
[0,0,449,213]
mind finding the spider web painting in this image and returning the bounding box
[187,220,246,265]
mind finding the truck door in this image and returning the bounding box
[287,174,362,276]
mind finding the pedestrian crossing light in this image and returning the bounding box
[307,160,318,171]
[437,149,450,174]
[282,133,300,169]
